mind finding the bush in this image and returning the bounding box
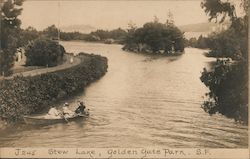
[25,38,65,67]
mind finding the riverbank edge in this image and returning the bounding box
[0,53,108,127]
[123,49,185,58]
[122,46,184,57]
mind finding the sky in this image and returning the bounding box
[19,0,242,31]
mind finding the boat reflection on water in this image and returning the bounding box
[23,111,89,125]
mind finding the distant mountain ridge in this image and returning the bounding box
[178,22,230,33]
[60,24,96,33]
[178,22,216,33]
[178,22,231,39]
[60,22,230,35]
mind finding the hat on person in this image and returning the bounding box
[80,101,85,105]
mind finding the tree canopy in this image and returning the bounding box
[200,0,248,124]
[123,21,184,54]
[25,38,65,67]
[0,0,24,76]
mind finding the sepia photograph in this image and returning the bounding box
[0,0,248,158]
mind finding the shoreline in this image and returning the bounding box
[0,53,108,127]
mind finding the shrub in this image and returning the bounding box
[25,38,65,67]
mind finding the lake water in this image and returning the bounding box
[0,42,248,148]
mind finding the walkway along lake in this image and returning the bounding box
[0,41,247,148]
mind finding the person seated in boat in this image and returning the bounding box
[75,101,86,114]
[62,102,75,118]
[45,106,60,119]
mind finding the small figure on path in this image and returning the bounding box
[70,56,74,64]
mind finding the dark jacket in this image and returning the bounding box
[75,104,86,114]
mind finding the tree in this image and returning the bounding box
[187,37,198,47]
[166,10,174,26]
[109,28,127,41]
[196,35,208,49]
[0,0,24,76]
[19,26,40,46]
[123,22,138,51]
[200,0,248,124]
[43,25,59,39]
[25,38,65,67]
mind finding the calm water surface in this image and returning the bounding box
[0,42,248,148]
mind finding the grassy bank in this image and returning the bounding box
[0,53,108,122]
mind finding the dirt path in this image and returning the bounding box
[0,54,81,80]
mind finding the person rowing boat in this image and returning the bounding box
[24,102,89,125]
[75,101,86,114]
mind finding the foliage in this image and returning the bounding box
[186,35,209,49]
[186,37,198,48]
[60,31,88,41]
[200,60,248,123]
[205,27,247,60]
[200,0,248,124]
[42,25,59,39]
[25,38,65,67]
[201,0,236,23]
[18,26,40,46]
[123,21,185,54]
[86,28,127,43]
[0,53,108,122]
[0,0,24,76]
[41,25,127,43]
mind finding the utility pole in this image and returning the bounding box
[58,0,61,43]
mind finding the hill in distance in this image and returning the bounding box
[60,24,96,33]
[178,22,216,33]
[178,21,230,33]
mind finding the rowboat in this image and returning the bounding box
[23,112,89,125]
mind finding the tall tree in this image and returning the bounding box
[166,10,174,25]
[0,0,24,76]
[200,0,248,123]
[43,25,59,39]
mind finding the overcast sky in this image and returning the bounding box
[19,0,242,31]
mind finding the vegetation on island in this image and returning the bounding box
[122,17,185,54]
[200,0,248,124]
